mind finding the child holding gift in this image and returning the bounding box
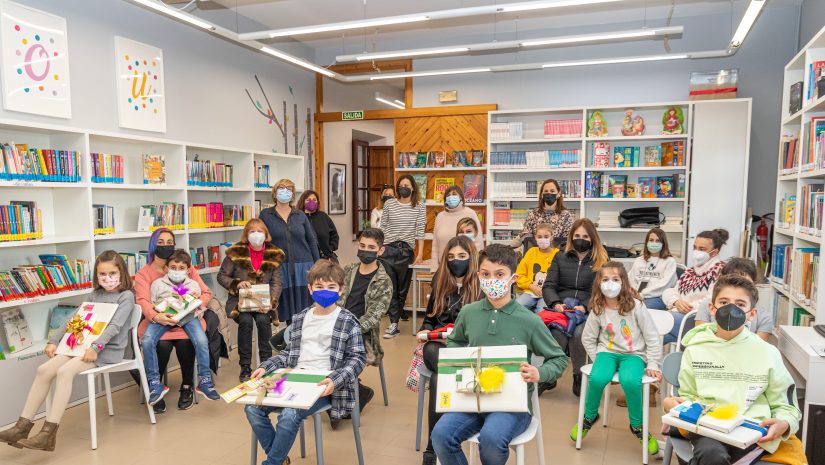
[144,249,220,403]
[663,275,802,465]
[0,251,135,452]
[245,260,366,465]
[571,261,662,454]
[431,244,567,465]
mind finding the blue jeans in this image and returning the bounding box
[515,293,546,313]
[142,319,211,383]
[245,397,331,465]
[644,297,666,310]
[667,311,686,345]
[432,412,531,465]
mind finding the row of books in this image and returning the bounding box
[544,119,583,138]
[798,183,824,235]
[189,203,251,229]
[119,251,148,277]
[591,141,685,168]
[92,204,115,235]
[489,150,581,168]
[1,144,82,182]
[772,245,819,306]
[492,203,529,227]
[431,176,485,203]
[397,150,485,169]
[779,135,800,174]
[0,201,42,242]
[190,243,232,270]
[90,153,124,183]
[585,172,686,199]
[137,203,185,231]
[490,180,541,199]
[0,254,92,302]
[186,159,234,187]
[489,122,523,141]
[777,194,796,228]
[806,61,825,103]
[800,117,825,172]
[254,161,271,188]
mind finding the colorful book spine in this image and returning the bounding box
[91,153,125,183]
[0,257,92,302]
[186,159,234,187]
[254,161,271,188]
[0,144,81,183]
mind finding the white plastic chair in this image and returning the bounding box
[49,304,156,450]
[575,309,674,465]
[415,363,433,451]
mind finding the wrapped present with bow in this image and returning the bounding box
[226,369,329,410]
[56,302,119,357]
[153,283,202,322]
[662,401,767,449]
[435,345,528,413]
[238,284,272,312]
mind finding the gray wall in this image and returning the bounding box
[798,0,825,47]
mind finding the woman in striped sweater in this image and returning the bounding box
[379,174,426,338]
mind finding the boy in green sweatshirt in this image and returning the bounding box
[430,244,567,465]
[663,275,801,465]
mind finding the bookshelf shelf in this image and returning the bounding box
[90,183,184,191]
[775,227,794,237]
[4,340,47,360]
[0,235,90,249]
[94,231,154,241]
[186,186,250,192]
[778,173,799,182]
[197,266,220,275]
[396,166,487,172]
[188,226,245,234]
[585,134,689,142]
[584,166,687,172]
[0,288,91,310]
[798,168,825,179]
[803,93,825,113]
[0,181,90,189]
[490,224,524,231]
[583,197,685,202]
[782,109,803,126]
[490,137,582,144]
[796,232,822,245]
[255,187,273,193]
[488,167,580,173]
[423,199,487,207]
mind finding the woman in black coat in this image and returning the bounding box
[297,189,340,261]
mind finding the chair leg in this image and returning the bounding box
[313,413,324,465]
[133,353,157,424]
[353,391,365,465]
[575,373,589,450]
[379,360,389,406]
[104,373,114,416]
[662,438,674,465]
[468,441,477,465]
[87,374,98,450]
[249,430,258,465]
[516,444,525,465]
[536,414,546,465]
[603,380,611,427]
[416,376,426,451]
[300,421,306,458]
[643,383,650,465]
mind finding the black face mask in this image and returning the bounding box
[155,245,175,260]
[357,250,378,265]
[381,195,393,203]
[572,239,592,253]
[447,258,470,277]
[398,187,412,198]
[715,303,748,331]
[542,193,557,206]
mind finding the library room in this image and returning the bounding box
[0,1,823,465]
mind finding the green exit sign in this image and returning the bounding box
[342,111,364,121]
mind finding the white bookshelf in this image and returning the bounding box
[771,23,825,327]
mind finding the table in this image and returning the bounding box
[409,263,432,335]
[777,325,825,447]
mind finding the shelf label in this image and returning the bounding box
[342,110,364,121]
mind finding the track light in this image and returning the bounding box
[260,47,336,77]
[730,0,766,49]
[499,0,622,12]
[375,93,405,109]
[369,68,492,80]
[129,0,214,29]
[542,53,688,68]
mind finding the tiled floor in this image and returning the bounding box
[0,319,664,465]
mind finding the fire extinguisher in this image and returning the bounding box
[756,215,770,263]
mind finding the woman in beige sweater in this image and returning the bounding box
[430,185,484,271]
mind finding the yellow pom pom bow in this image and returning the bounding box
[707,403,739,420]
[478,366,506,393]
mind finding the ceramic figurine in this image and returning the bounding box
[587,111,608,137]
[662,106,685,135]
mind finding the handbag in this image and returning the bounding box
[405,342,426,393]
[619,207,664,228]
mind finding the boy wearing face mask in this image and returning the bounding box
[663,275,802,465]
[336,228,392,414]
[431,244,567,465]
[145,249,221,403]
[515,223,559,312]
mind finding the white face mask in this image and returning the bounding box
[248,231,266,247]
[600,280,622,299]
[461,232,475,241]
[693,250,711,267]
[167,270,187,284]
[536,238,552,250]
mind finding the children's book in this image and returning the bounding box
[433,177,455,203]
[229,369,330,409]
[56,302,119,357]
[48,305,78,341]
[644,146,662,167]
[452,151,469,167]
[238,284,272,312]
[428,151,448,168]
[613,146,640,167]
[416,152,429,169]
[639,177,656,198]
[471,150,485,167]
[463,175,485,204]
[656,176,675,198]
[592,142,611,167]
[412,174,428,202]
[142,154,166,185]
[208,246,221,267]
[609,175,628,198]
[2,308,32,353]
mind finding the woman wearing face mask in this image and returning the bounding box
[661,228,728,343]
[415,236,482,465]
[542,218,609,397]
[297,189,339,262]
[379,174,427,339]
[260,178,320,325]
[217,219,285,382]
[516,179,574,248]
[628,228,677,310]
[431,186,484,272]
[370,185,395,229]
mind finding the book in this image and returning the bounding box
[592,142,611,167]
[613,146,640,167]
[48,305,78,341]
[471,150,485,167]
[412,174,428,202]
[661,141,685,166]
[208,246,221,267]
[661,411,763,449]
[55,302,119,357]
[2,308,32,353]
[254,161,270,188]
[187,158,234,187]
[789,81,803,114]
[452,150,468,167]
[669,401,744,433]
[639,177,656,198]
[432,177,455,203]
[608,175,628,198]
[92,204,115,235]
[463,175,485,204]
[656,176,675,198]
[90,153,124,184]
[416,152,428,169]
[428,151,448,168]
[142,154,166,185]
[644,146,662,167]
[239,284,272,312]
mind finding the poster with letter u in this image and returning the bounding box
[114,36,166,133]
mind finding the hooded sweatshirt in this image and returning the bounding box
[581,299,662,370]
[678,323,801,453]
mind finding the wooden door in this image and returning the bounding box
[369,145,394,217]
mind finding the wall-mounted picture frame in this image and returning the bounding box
[114,36,167,133]
[328,162,346,215]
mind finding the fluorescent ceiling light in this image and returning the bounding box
[337,26,681,63]
[394,99,406,106]
[260,46,336,77]
[239,0,623,40]
[129,0,214,29]
[730,0,766,48]
[542,53,688,68]
[375,93,405,109]
[369,68,491,80]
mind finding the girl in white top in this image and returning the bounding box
[370,185,394,229]
[628,228,677,310]
[430,185,484,272]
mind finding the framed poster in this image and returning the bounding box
[0,1,71,118]
[328,163,346,215]
[114,36,166,133]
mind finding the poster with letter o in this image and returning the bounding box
[0,1,71,118]
[114,36,166,133]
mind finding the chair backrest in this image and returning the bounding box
[675,310,697,351]
[647,308,675,337]
[675,264,687,280]
[530,382,541,421]
[662,351,682,388]
[130,304,143,329]
[130,304,143,361]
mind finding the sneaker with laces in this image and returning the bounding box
[178,385,194,410]
[569,413,600,442]
[383,323,400,339]
[196,376,221,401]
[148,380,169,406]
[152,399,166,414]
[630,425,660,455]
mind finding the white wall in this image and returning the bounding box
[322,120,394,265]
[798,0,825,47]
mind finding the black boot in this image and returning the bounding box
[572,374,582,397]
[537,381,557,396]
[239,365,252,383]
[178,385,194,410]
[359,383,375,412]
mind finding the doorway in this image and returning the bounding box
[352,138,393,236]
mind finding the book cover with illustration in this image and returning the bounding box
[142,154,166,184]
[463,175,485,204]
[412,174,428,202]
[452,151,469,167]
[471,150,485,167]
[433,177,455,203]
[416,152,429,168]
[2,308,32,353]
[656,176,675,198]
[639,177,656,198]
[428,151,448,168]
[592,142,611,167]
[644,146,662,167]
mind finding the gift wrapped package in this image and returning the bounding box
[239,284,272,312]
[153,294,202,322]
[225,369,329,410]
[435,345,529,413]
[56,302,119,357]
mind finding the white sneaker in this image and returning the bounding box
[383,323,400,339]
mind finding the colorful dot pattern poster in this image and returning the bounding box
[114,36,166,133]
[0,1,71,118]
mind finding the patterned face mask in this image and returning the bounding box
[479,275,513,300]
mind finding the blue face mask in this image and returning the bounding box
[445,195,461,209]
[311,289,339,308]
[276,188,293,204]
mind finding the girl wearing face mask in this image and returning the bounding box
[416,236,482,464]
[455,217,479,242]
[573,262,662,455]
[370,185,395,229]
[515,223,559,312]
[297,189,339,262]
[628,228,677,310]
[516,179,574,250]
[217,219,285,382]
[0,252,136,452]
[542,218,609,397]
[259,178,320,326]
[431,186,484,272]
[662,228,728,342]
